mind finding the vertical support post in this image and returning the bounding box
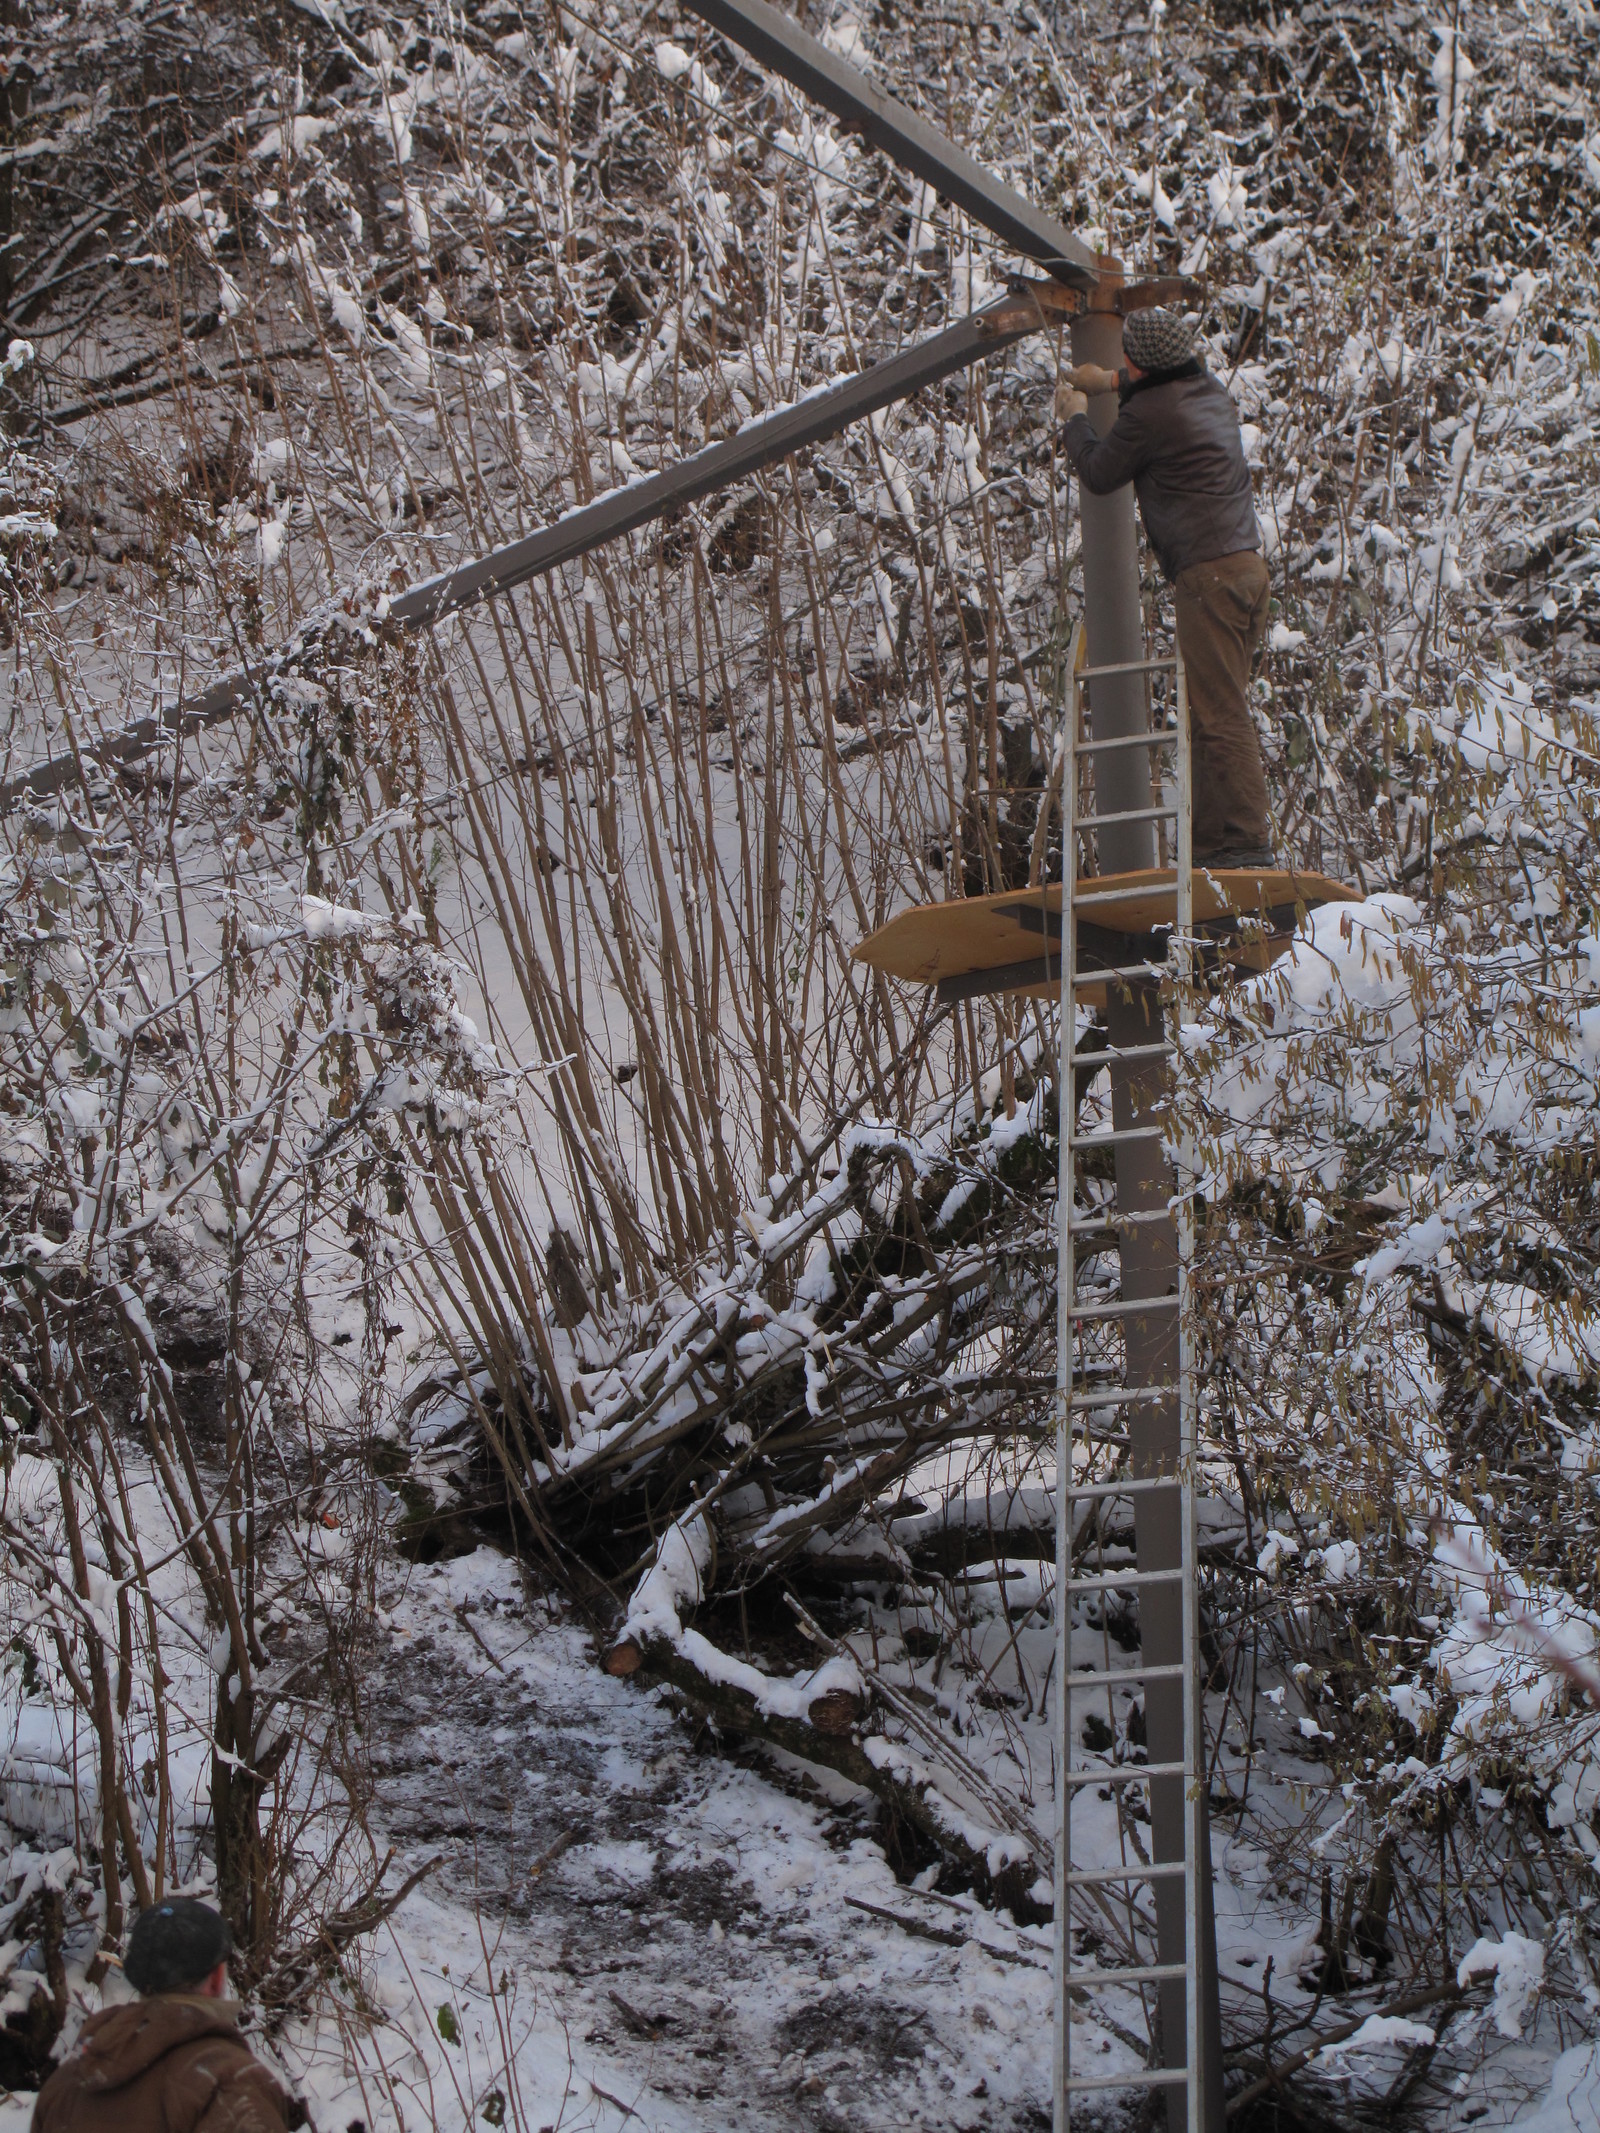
[1052,646,1079,2133]
[1067,262,1223,2133]
[1174,654,1206,2133]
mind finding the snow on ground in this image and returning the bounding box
[278,1545,1058,2133]
[254,1540,1590,2133]
[1509,2043,1600,2132]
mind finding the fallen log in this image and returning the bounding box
[618,1633,1048,1923]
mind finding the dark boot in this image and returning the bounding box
[1197,842,1279,870]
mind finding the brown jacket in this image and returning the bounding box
[31,1997,289,2133]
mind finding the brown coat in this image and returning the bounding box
[31,1997,289,2133]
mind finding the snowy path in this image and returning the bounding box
[287,1547,1056,2133]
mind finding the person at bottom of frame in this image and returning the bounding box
[32,1899,291,2133]
[1056,306,1278,872]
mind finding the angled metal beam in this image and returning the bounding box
[5,288,1053,804]
[680,0,1098,290]
[390,288,1045,628]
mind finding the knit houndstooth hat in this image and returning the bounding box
[1122,307,1198,372]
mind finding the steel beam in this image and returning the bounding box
[389,292,1040,627]
[5,290,1047,804]
[6,0,1200,814]
[680,0,1098,289]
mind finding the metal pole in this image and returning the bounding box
[387,296,1039,626]
[1051,640,1079,2133]
[680,0,1098,289]
[1069,267,1223,2133]
[1175,651,1204,2133]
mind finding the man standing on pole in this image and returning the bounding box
[1055,307,1278,872]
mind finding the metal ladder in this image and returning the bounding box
[1051,641,1204,2130]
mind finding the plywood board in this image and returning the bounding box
[851,866,1361,1002]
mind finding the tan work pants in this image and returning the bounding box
[1173,549,1273,859]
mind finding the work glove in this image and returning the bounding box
[1054,380,1089,421]
[1068,361,1121,395]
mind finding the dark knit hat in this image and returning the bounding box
[1122,307,1198,373]
[124,1898,233,1995]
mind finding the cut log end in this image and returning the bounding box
[603,1637,644,1677]
[807,1688,864,1737]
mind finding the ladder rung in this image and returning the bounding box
[1069,1386,1175,1410]
[1063,1473,1181,1498]
[1063,1760,1187,1786]
[1065,1567,1184,1593]
[1068,1210,1175,1236]
[1068,1961,1191,1989]
[1070,1125,1166,1150]
[1074,803,1177,829]
[1063,2066,1190,2095]
[1068,1039,1173,1065]
[1064,1859,1188,1886]
[1064,1662,1187,1688]
[1073,729,1178,755]
[1079,655,1178,679]
[1069,1294,1179,1323]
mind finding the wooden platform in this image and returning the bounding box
[851,866,1361,1004]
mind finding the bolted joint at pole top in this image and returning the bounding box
[997,264,1206,336]
[1111,272,1207,317]
[1082,252,1125,310]
[992,274,1088,332]
[1076,257,1207,317]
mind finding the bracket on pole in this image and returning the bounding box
[993,269,1208,338]
[1107,273,1207,317]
